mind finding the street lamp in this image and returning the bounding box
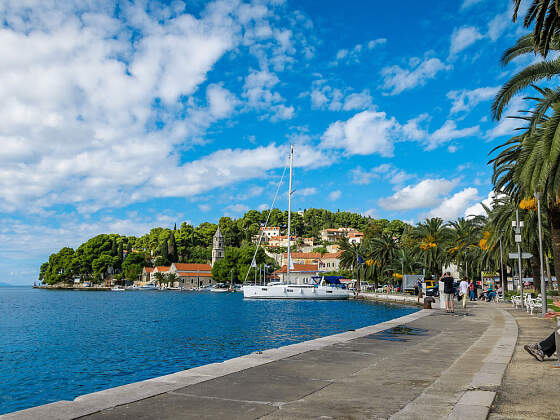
[499,231,505,293]
[534,192,547,315]
[512,209,524,308]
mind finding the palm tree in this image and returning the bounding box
[167,272,180,288]
[447,217,485,278]
[490,88,560,279]
[368,233,400,286]
[411,218,451,279]
[512,1,560,57]
[337,239,365,291]
[492,32,560,120]
[153,272,166,287]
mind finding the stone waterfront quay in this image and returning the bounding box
[2,301,558,420]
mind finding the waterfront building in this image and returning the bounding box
[281,252,321,267]
[170,263,213,289]
[319,251,343,271]
[141,267,154,283]
[211,227,224,267]
[272,263,319,284]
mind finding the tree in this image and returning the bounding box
[368,233,400,285]
[168,230,178,263]
[122,252,146,283]
[153,272,166,287]
[411,218,451,280]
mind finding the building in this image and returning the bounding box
[302,237,314,247]
[281,252,321,267]
[273,263,319,285]
[259,226,281,240]
[319,251,343,271]
[348,231,364,244]
[170,263,213,289]
[141,267,154,283]
[319,227,358,243]
[268,235,296,248]
[212,227,224,267]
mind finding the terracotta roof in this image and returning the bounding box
[348,232,363,237]
[173,263,212,271]
[175,272,213,277]
[283,252,322,259]
[155,266,170,272]
[321,251,343,259]
[143,267,154,273]
[274,264,319,273]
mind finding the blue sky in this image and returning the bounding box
[0,0,529,284]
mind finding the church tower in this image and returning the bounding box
[212,227,224,266]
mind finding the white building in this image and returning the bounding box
[320,227,359,243]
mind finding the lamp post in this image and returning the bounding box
[513,209,524,308]
[499,233,505,292]
[534,192,547,315]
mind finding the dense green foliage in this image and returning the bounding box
[38,208,373,285]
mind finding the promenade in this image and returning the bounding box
[7,298,551,420]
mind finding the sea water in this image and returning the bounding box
[0,287,418,414]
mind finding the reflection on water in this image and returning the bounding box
[0,287,417,414]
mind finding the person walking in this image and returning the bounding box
[459,277,469,308]
[441,272,455,313]
[468,280,476,301]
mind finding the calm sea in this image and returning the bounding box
[0,287,417,414]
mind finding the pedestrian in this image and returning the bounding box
[524,311,560,361]
[440,272,455,313]
[468,280,476,301]
[459,277,469,308]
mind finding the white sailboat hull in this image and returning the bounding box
[243,284,350,300]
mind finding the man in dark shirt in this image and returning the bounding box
[441,272,455,313]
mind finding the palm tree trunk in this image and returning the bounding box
[548,204,560,285]
[531,255,541,293]
[545,254,552,290]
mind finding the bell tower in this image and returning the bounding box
[212,227,224,266]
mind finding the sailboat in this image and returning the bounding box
[243,146,349,300]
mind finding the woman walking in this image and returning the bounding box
[468,280,476,301]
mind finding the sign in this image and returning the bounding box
[509,252,533,259]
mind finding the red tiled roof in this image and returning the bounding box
[274,264,319,273]
[321,251,343,259]
[143,267,154,273]
[173,263,211,271]
[175,272,213,277]
[155,266,170,272]
[283,252,322,259]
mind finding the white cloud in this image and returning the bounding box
[351,164,413,186]
[320,110,398,156]
[297,187,318,197]
[427,187,479,220]
[334,38,386,64]
[464,190,497,217]
[378,179,457,211]
[309,81,372,111]
[449,26,484,56]
[381,57,451,95]
[198,204,211,212]
[329,190,342,201]
[426,120,480,150]
[447,86,500,114]
[242,69,294,121]
[460,0,484,10]
[226,203,250,213]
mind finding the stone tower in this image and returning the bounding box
[211,227,224,266]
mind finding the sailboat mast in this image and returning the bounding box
[286,145,293,284]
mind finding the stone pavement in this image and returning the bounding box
[2,302,518,420]
[489,306,560,420]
